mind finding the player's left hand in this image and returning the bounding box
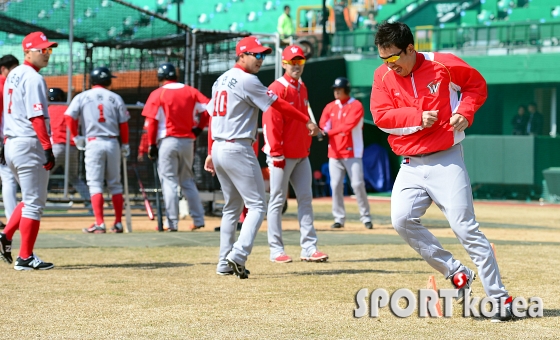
[192,127,203,138]
[450,114,469,132]
[306,120,320,136]
[0,143,5,166]
[43,148,55,171]
[204,155,215,176]
[272,156,286,169]
[121,144,130,157]
[148,145,158,161]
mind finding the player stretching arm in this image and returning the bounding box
[203,36,319,279]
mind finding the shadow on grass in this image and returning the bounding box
[57,262,192,270]
[470,309,559,321]
[262,268,431,277]
[340,257,424,263]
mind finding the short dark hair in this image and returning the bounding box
[284,5,290,11]
[374,21,414,51]
[0,54,19,70]
[528,102,537,108]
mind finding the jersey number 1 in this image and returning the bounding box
[98,104,106,123]
[212,91,227,117]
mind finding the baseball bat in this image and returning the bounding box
[152,161,164,232]
[122,155,132,233]
[307,105,324,142]
[133,165,155,220]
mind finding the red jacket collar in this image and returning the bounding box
[410,51,425,74]
[283,73,299,86]
[24,60,40,72]
[234,64,249,73]
[337,97,350,105]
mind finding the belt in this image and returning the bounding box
[87,136,117,141]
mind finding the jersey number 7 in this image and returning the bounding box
[212,91,227,117]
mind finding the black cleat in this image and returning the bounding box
[226,257,249,279]
[216,268,250,276]
[111,222,124,233]
[0,233,13,264]
[330,222,344,229]
[14,254,54,271]
[364,222,373,229]
[491,302,514,322]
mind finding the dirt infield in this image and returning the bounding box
[0,197,558,338]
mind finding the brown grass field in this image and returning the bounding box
[0,197,559,339]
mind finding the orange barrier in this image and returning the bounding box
[426,275,443,317]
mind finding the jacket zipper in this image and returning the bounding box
[411,73,418,98]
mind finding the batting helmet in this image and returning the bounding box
[48,88,65,102]
[90,66,116,87]
[157,63,177,82]
[331,77,350,89]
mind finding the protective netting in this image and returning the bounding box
[0,0,264,218]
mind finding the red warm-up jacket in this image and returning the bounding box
[370,51,487,156]
[262,74,311,158]
[319,97,364,159]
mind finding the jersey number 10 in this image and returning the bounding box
[212,91,227,117]
[98,104,106,123]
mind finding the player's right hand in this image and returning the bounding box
[73,136,86,151]
[204,155,215,176]
[422,110,438,128]
[306,120,320,136]
[148,145,158,161]
[0,143,5,166]
[272,156,286,169]
[43,149,55,171]
[192,127,203,138]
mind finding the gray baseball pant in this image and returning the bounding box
[84,138,122,196]
[267,156,318,259]
[329,158,371,224]
[391,143,509,300]
[157,137,204,229]
[0,163,18,221]
[5,137,49,220]
[212,139,266,271]
[52,143,91,201]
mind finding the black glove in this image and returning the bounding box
[148,144,158,161]
[192,127,203,138]
[0,143,5,166]
[43,148,55,171]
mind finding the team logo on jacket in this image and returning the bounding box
[33,103,43,111]
[427,80,441,94]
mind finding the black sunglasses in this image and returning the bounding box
[244,52,266,60]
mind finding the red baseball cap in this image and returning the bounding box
[236,36,272,56]
[282,45,306,61]
[22,32,58,51]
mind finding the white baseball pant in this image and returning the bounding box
[84,138,122,196]
[329,158,371,224]
[52,143,91,201]
[391,143,509,300]
[157,137,205,229]
[212,139,266,271]
[267,156,318,260]
[5,137,49,220]
[0,163,18,221]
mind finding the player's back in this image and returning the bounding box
[67,87,127,138]
[208,67,276,141]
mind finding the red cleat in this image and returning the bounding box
[271,253,293,263]
[301,251,329,262]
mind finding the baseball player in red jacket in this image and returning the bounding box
[370,22,512,322]
[319,77,372,230]
[262,45,328,263]
[142,63,209,232]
